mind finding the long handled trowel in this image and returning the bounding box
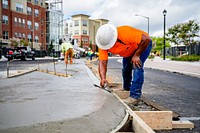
[94,84,112,93]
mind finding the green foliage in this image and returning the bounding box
[11,40,19,47]
[148,55,155,59]
[167,20,200,46]
[20,39,29,46]
[171,55,200,62]
[151,36,170,54]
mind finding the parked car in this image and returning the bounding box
[6,49,14,61]
[6,47,35,61]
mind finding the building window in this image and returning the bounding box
[15,32,18,38]
[70,23,73,27]
[74,20,79,27]
[35,0,38,4]
[2,0,8,9]
[27,21,32,29]
[82,37,89,44]
[2,15,8,24]
[22,19,25,27]
[16,3,23,12]
[18,18,22,27]
[3,31,9,39]
[28,34,32,42]
[35,36,39,42]
[22,33,26,39]
[74,30,79,35]
[35,22,39,30]
[83,30,87,35]
[41,1,43,6]
[19,33,22,39]
[14,17,18,26]
[34,9,39,17]
[27,7,32,15]
[82,20,88,27]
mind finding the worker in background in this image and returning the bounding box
[95,24,152,105]
[87,48,95,60]
[61,38,74,64]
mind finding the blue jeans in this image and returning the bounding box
[122,40,152,99]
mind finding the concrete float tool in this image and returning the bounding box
[94,84,113,93]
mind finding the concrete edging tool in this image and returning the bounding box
[94,84,113,93]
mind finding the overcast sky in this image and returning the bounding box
[63,0,200,37]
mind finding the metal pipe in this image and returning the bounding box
[7,61,9,78]
[53,57,56,74]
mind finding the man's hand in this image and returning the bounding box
[131,55,142,69]
[99,60,108,87]
[131,34,150,68]
[100,79,109,88]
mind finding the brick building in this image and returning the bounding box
[1,0,46,50]
[67,14,108,52]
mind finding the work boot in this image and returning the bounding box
[123,97,139,105]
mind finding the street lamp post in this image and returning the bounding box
[163,9,167,60]
[135,14,149,35]
[31,30,34,48]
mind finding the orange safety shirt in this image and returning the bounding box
[98,26,148,60]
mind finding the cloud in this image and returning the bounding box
[63,0,104,17]
[63,0,200,37]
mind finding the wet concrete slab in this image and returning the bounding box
[0,59,126,132]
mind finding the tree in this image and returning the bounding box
[152,37,170,56]
[20,39,30,47]
[166,24,181,46]
[166,20,200,55]
[167,20,200,46]
[10,38,19,48]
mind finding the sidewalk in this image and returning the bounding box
[0,59,126,133]
[144,57,200,78]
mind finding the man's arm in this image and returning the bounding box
[132,34,151,68]
[98,60,109,87]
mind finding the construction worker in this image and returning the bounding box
[95,24,152,105]
[61,39,74,64]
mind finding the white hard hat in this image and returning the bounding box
[95,24,117,50]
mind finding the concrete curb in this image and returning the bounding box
[117,58,200,78]
[145,66,200,78]
[7,69,38,78]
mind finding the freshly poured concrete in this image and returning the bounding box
[0,60,126,133]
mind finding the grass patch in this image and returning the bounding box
[171,55,200,62]
[148,55,155,59]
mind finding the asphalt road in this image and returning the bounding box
[0,58,58,71]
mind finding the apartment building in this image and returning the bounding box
[46,0,64,52]
[1,0,46,50]
[67,14,108,51]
